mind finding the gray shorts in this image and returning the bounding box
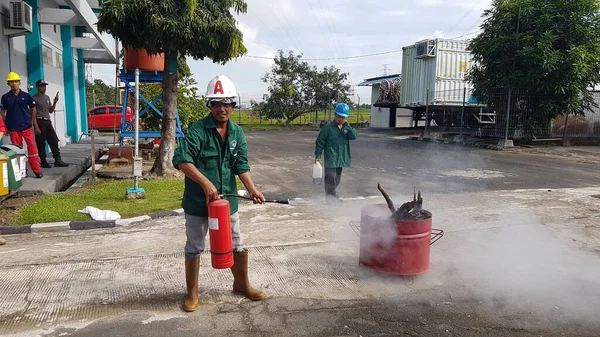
[184,212,243,259]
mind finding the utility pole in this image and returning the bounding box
[126,68,145,199]
[238,94,242,124]
[381,64,390,76]
[501,5,521,148]
[357,95,361,124]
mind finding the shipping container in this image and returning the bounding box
[400,39,475,108]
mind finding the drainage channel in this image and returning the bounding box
[62,154,108,193]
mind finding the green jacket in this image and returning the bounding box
[172,114,250,216]
[315,121,357,169]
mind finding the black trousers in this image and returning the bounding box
[35,119,61,161]
[324,167,343,197]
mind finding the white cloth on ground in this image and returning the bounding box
[78,206,121,221]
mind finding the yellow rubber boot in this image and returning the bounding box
[183,257,199,312]
[231,249,265,301]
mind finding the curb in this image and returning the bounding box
[0,209,184,235]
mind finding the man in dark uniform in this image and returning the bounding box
[0,72,43,178]
[32,80,68,168]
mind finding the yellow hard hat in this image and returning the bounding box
[6,72,21,82]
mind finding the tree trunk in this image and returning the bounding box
[150,52,178,176]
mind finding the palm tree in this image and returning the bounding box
[97,0,248,176]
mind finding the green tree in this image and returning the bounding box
[138,76,209,133]
[467,0,600,137]
[86,79,117,110]
[259,50,351,126]
[98,0,248,176]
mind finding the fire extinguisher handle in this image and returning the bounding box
[221,194,289,204]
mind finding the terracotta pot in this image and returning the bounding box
[124,48,165,71]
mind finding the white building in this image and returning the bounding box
[1,0,116,146]
[357,74,415,128]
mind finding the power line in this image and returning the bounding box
[306,0,336,56]
[447,0,484,35]
[316,0,341,57]
[242,29,481,62]
[248,11,289,49]
[244,48,403,61]
[259,0,302,52]
[448,30,480,39]
[243,35,276,53]
[323,0,344,54]
[273,1,305,53]
[465,15,485,32]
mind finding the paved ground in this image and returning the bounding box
[1,130,600,336]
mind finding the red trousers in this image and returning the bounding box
[8,129,42,173]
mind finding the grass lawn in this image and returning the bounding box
[98,110,370,134]
[241,124,288,131]
[9,178,245,225]
[231,109,370,126]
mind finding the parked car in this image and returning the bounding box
[87,106,134,130]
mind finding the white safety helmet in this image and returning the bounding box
[205,75,238,106]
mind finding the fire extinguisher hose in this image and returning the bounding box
[220,194,289,204]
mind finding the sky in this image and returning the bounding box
[90,0,493,106]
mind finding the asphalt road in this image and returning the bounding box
[245,130,600,200]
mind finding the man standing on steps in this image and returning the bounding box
[32,80,68,168]
[315,103,358,203]
[0,72,43,178]
[173,75,266,312]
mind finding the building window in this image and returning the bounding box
[42,45,53,66]
[55,51,63,70]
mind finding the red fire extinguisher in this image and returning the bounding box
[207,199,234,269]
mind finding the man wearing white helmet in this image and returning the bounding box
[173,75,266,312]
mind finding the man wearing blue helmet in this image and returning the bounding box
[314,103,357,203]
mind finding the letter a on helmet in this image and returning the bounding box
[213,80,224,95]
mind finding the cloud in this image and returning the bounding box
[91,0,493,103]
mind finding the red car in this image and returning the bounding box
[87,106,134,130]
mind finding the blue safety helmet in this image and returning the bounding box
[334,103,350,118]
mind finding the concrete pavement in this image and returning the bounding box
[1,186,600,336]
[1,131,600,336]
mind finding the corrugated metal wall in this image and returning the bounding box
[400,39,474,107]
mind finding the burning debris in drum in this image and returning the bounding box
[377,183,431,220]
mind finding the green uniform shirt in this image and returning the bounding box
[314,121,357,169]
[172,114,250,217]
